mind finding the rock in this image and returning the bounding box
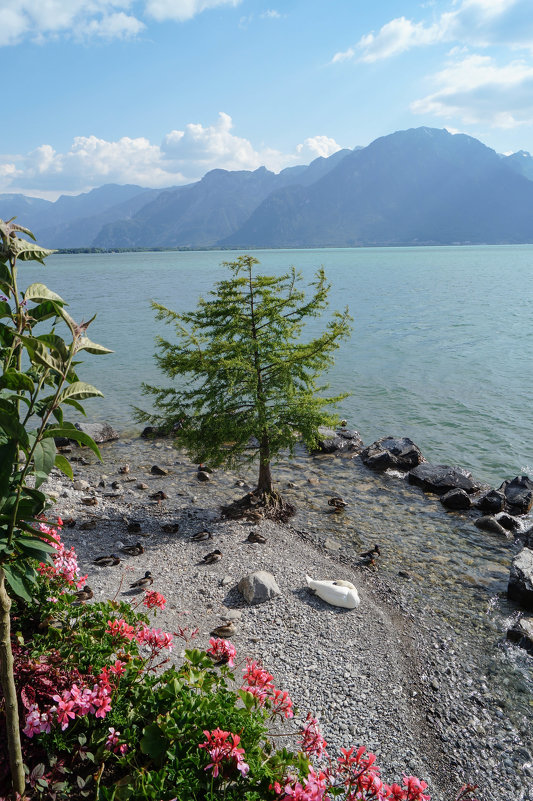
[79,521,96,530]
[73,479,90,491]
[523,525,533,549]
[136,482,149,490]
[81,496,97,506]
[475,489,506,514]
[440,488,472,510]
[197,471,211,482]
[238,571,281,604]
[408,463,480,495]
[361,436,423,472]
[499,475,533,515]
[324,538,342,551]
[75,421,119,444]
[313,427,363,455]
[474,516,510,537]
[150,465,169,476]
[497,513,522,533]
[508,548,533,610]
[506,616,533,654]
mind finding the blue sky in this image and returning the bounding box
[2,0,533,198]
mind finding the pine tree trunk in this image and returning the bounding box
[0,567,25,796]
[256,434,273,495]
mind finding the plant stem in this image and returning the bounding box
[0,567,25,796]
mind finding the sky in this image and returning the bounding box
[2,0,533,199]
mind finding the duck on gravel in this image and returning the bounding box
[120,542,145,556]
[191,530,213,542]
[210,620,236,638]
[93,554,120,567]
[202,549,222,564]
[129,570,153,589]
[305,575,360,609]
[247,531,267,544]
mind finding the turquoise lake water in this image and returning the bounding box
[23,245,533,487]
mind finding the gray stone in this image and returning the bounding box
[508,547,533,610]
[499,475,533,516]
[150,465,169,476]
[324,538,342,551]
[76,421,119,444]
[506,616,533,654]
[408,463,480,495]
[313,426,363,455]
[73,479,90,491]
[361,436,423,472]
[238,570,281,604]
[440,488,472,510]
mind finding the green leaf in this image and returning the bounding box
[24,284,64,305]
[75,336,113,355]
[42,424,102,460]
[56,381,103,403]
[2,563,33,601]
[140,724,170,760]
[0,301,11,319]
[0,370,34,393]
[11,239,54,263]
[33,438,57,487]
[0,410,29,449]
[30,300,64,323]
[36,333,69,361]
[54,453,73,479]
[63,397,86,415]
[0,440,16,496]
[21,336,65,375]
[16,537,55,562]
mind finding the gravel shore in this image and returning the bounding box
[43,442,533,801]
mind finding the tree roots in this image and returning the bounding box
[221,490,295,523]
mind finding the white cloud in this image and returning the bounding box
[0,113,346,197]
[411,54,533,127]
[145,0,240,23]
[0,0,241,45]
[332,0,533,64]
[297,136,342,159]
[260,9,281,19]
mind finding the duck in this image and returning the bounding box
[72,585,94,604]
[120,542,145,556]
[210,620,236,638]
[191,530,213,542]
[119,464,130,474]
[244,509,263,522]
[161,522,180,534]
[305,575,360,609]
[247,530,267,544]
[359,544,381,565]
[328,496,347,510]
[62,517,76,528]
[203,549,222,564]
[150,490,168,502]
[93,554,120,567]
[129,570,153,589]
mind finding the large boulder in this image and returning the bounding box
[440,488,472,511]
[408,463,480,496]
[499,475,533,516]
[313,427,363,455]
[475,489,506,515]
[360,436,423,472]
[508,548,533,610]
[76,421,119,444]
[238,571,281,604]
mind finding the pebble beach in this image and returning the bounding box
[43,437,533,801]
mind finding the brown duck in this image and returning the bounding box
[120,542,145,556]
[93,554,120,567]
[202,549,222,564]
[129,570,153,589]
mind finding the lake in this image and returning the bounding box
[22,244,533,487]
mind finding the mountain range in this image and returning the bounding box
[3,127,533,249]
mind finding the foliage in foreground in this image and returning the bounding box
[1,525,481,801]
[136,255,352,507]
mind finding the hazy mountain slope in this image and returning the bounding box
[504,150,533,181]
[222,128,533,247]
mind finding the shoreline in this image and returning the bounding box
[42,437,532,801]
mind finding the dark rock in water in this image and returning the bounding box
[499,475,533,515]
[54,436,72,448]
[506,616,533,654]
[475,489,505,514]
[313,427,363,455]
[361,436,423,471]
[497,513,522,533]
[523,525,533,549]
[440,488,472,510]
[76,422,119,444]
[474,515,509,537]
[141,421,184,439]
[508,547,533,610]
[151,465,169,476]
[408,463,480,495]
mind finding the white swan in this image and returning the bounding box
[305,575,360,609]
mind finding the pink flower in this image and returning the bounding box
[298,713,328,759]
[199,728,249,779]
[206,637,237,666]
[280,767,329,800]
[135,624,173,654]
[271,688,294,719]
[242,659,275,692]
[106,619,136,641]
[23,705,43,738]
[402,775,431,801]
[143,590,167,610]
[51,695,76,730]
[105,727,129,755]
[109,659,126,676]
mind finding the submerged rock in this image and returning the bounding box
[506,617,533,654]
[475,489,506,514]
[76,421,119,444]
[508,548,533,610]
[440,488,472,511]
[474,516,509,537]
[361,436,423,472]
[408,463,480,495]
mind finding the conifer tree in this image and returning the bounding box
[137,255,351,517]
